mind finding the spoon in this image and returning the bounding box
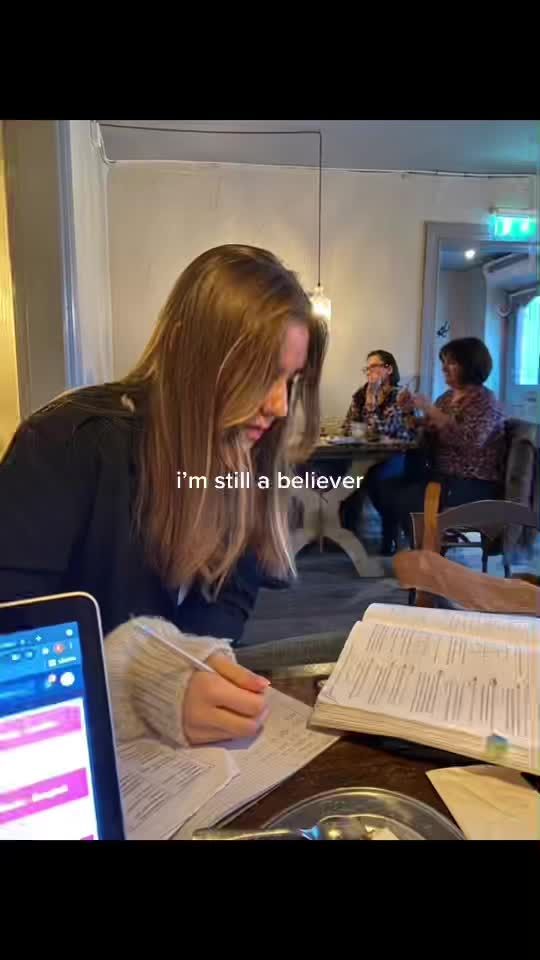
[192,816,372,840]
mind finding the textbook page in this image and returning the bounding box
[319,620,539,748]
[363,604,538,645]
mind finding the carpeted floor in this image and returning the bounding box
[240,544,406,646]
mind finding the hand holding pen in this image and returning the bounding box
[135,621,271,745]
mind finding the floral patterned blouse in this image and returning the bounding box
[342,384,417,441]
[432,386,506,483]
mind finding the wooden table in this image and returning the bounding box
[292,440,415,577]
[228,672,472,831]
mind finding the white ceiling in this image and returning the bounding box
[440,242,537,291]
[440,240,524,270]
[99,120,540,175]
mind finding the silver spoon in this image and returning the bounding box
[192,817,372,840]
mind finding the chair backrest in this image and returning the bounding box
[410,481,538,606]
[504,419,539,498]
[412,482,441,606]
[410,495,538,549]
[503,418,540,550]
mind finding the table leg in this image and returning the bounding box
[318,490,384,577]
[317,454,390,577]
[291,488,323,557]
[292,454,390,576]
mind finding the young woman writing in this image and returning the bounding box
[0,245,328,743]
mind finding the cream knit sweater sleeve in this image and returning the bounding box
[104,617,236,747]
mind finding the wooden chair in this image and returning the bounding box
[405,421,538,577]
[398,481,539,613]
[410,482,538,579]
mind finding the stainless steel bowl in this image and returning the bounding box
[263,786,464,840]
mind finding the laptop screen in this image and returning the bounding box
[0,620,100,840]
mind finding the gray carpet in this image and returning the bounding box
[240,542,407,647]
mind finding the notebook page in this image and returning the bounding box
[118,739,237,840]
[363,603,538,646]
[174,688,339,839]
[319,620,539,754]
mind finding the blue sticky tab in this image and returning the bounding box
[486,733,508,760]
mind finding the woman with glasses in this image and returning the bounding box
[342,350,415,440]
[341,350,418,555]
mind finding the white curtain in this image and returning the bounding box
[67,120,113,385]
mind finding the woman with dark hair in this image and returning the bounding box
[342,349,411,439]
[378,337,506,543]
[341,350,418,554]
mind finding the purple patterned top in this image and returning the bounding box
[433,386,506,483]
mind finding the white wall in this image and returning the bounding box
[434,266,487,398]
[484,282,507,399]
[3,120,68,416]
[457,267,486,342]
[437,268,486,340]
[433,271,452,399]
[108,161,531,417]
[69,121,113,385]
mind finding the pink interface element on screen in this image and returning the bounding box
[0,699,99,840]
[0,705,82,750]
[0,768,89,824]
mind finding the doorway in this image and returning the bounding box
[420,221,537,414]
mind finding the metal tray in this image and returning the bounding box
[263,787,464,840]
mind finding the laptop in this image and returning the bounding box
[0,592,125,840]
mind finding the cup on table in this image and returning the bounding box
[350,422,368,440]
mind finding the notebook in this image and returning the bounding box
[174,688,339,839]
[310,604,540,775]
[113,687,339,840]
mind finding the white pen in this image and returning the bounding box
[132,620,216,674]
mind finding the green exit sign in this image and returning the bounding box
[490,213,537,241]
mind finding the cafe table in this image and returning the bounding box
[226,664,476,833]
[292,439,416,578]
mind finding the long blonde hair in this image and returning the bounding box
[124,245,327,592]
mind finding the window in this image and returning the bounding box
[515,296,540,386]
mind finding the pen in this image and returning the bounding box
[132,620,216,674]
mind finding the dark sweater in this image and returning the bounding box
[0,392,269,642]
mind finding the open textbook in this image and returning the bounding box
[118,688,338,840]
[311,604,540,775]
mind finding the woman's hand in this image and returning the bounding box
[183,653,270,744]
[397,388,414,411]
[398,390,432,416]
[412,394,450,429]
[398,391,448,429]
[411,393,432,413]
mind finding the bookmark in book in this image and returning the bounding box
[486,733,509,762]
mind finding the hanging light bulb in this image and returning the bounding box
[310,132,331,327]
[310,284,332,324]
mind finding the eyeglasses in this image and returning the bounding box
[363,364,388,374]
